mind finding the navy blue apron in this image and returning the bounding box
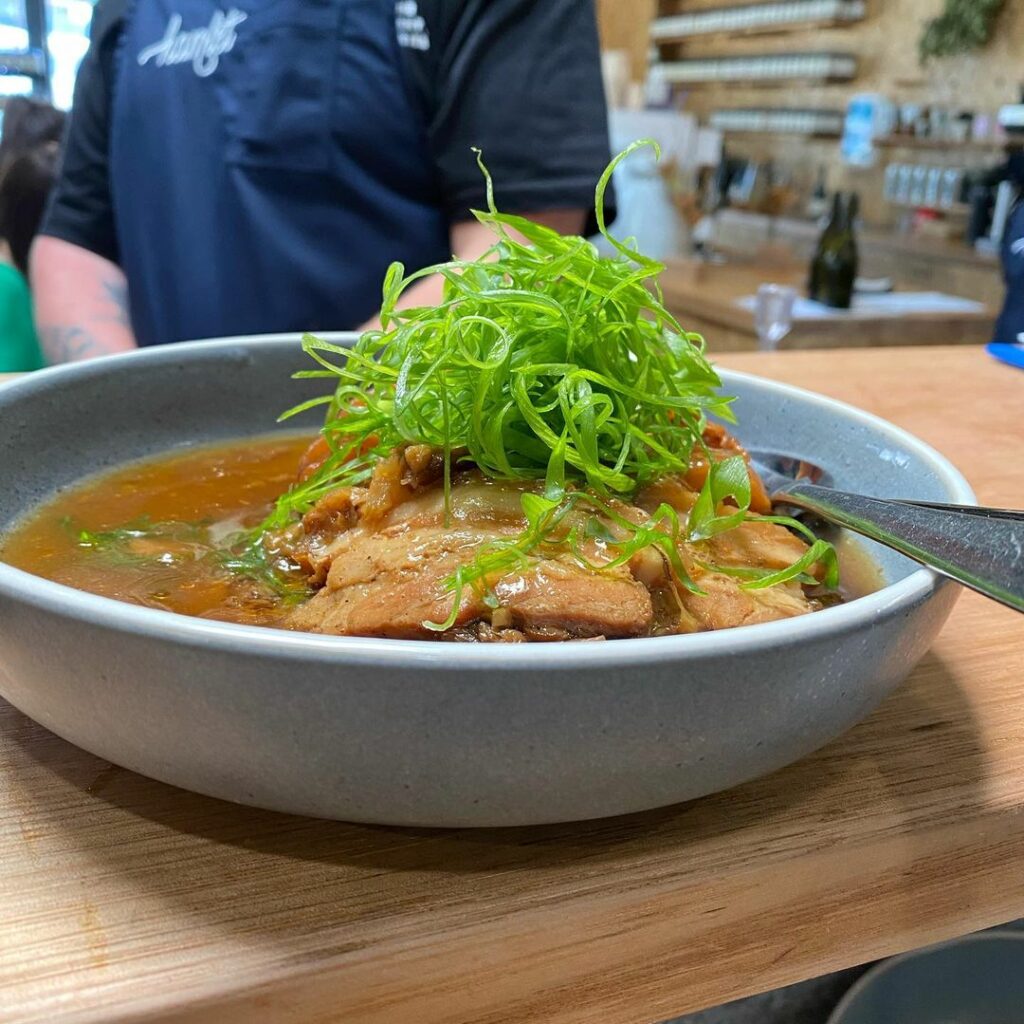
[109,0,450,346]
[993,198,1024,344]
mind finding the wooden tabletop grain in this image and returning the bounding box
[1,346,1023,1024]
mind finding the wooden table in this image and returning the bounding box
[659,259,997,352]
[1,347,1023,1024]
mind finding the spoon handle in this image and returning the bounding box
[895,500,1024,523]
[777,482,1024,613]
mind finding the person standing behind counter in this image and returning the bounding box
[992,151,1024,345]
[0,99,66,372]
[0,145,63,371]
[32,0,613,363]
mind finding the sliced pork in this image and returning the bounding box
[277,441,820,641]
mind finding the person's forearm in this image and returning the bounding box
[30,236,138,364]
[360,209,586,331]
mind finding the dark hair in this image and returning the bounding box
[0,142,60,276]
[0,98,66,171]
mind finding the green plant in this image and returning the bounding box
[919,0,1006,62]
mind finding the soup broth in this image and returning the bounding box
[0,435,883,636]
[1,434,314,628]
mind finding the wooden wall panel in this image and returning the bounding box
[599,0,1024,225]
[596,0,656,82]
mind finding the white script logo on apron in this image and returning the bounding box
[1010,238,1024,258]
[137,8,247,77]
[395,0,429,51]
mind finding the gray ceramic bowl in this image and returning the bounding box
[0,335,973,827]
[828,932,1024,1023]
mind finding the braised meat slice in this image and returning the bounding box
[674,516,822,629]
[286,476,654,640]
[289,524,507,639]
[289,528,653,640]
[676,572,812,632]
[280,442,820,641]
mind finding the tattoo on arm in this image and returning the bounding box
[39,325,114,363]
[101,276,130,327]
[38,269,134,364]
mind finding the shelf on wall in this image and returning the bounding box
[886,200,972,216]
[667,79,860,89]
[651,0,865,43]
[652,53,857,86]
[654,17,860,47]
[875,135,1006,152]
[718,128,842,140]
[710,108,844,136]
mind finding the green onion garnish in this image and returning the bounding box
[253,140,837,625]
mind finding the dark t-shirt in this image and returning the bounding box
[44,0,613,343]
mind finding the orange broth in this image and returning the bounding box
[0,434,883,633]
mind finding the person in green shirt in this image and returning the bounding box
[0,142,58,371]
[0,258,42,371]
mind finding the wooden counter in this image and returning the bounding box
[660,259,997,351]
[1,347,1024,1023]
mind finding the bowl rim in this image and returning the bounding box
[0,335,975,671]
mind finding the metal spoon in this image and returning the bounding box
[747,450,1024,614]
[751,452,1024,522]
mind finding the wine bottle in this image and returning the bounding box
[808,192,859,309]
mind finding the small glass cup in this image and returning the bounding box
[754,284,797,351]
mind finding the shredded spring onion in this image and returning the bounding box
[255,140,838,624]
